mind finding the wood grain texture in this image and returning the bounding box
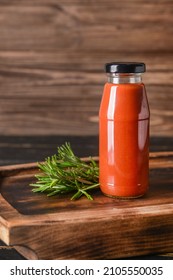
[0,135,172,260]
[0,152,173,260]
[0,0,172,52]
[0,0,172,136]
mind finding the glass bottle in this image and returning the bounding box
[99,62,150,198]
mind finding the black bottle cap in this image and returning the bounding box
[105,62,146,73]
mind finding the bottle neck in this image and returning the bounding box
[107,73,142,84]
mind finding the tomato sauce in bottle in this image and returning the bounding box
[99,62,150,198]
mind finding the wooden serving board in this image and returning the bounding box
[0,152,173,260]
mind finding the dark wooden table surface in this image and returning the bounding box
[0,135,173,260]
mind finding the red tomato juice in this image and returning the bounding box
[99,81,150,198]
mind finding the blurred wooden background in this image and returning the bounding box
[0,0,172,137]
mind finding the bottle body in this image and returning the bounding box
[99,73,150,198]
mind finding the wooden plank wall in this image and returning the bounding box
[0,0,172,137]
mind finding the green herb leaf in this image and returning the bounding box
[30,142,100,200]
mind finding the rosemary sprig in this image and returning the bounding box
[30,142,100,200]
